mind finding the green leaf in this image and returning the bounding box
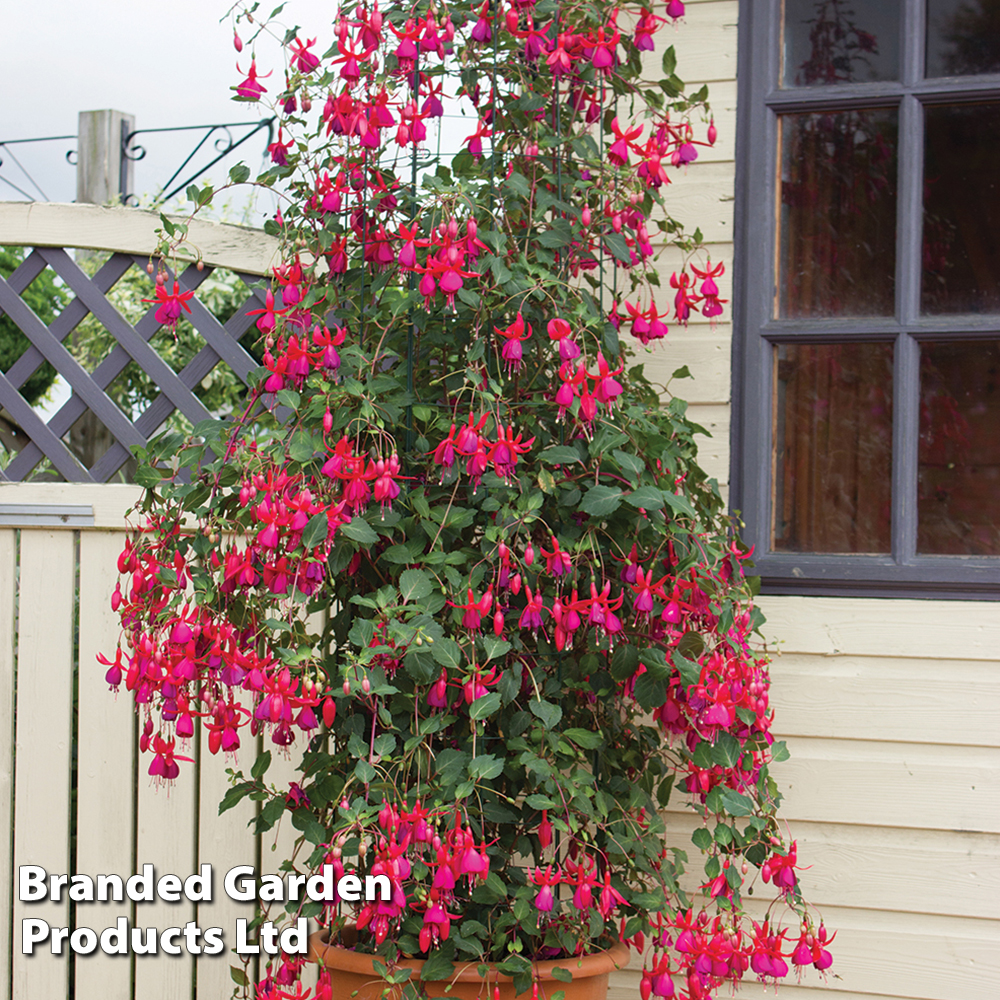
[399,568,433,603]
[662,45,677,77]
[481,635,511,662]
[671,365,692,379]
[604,232,632,264]
[691,827,712,851]
[579,485,623,517]
[770,741,791,762]
[251,751,272,779]
[551,968,573,983]
[229,163,251,184]
[529,699,562,728]
[469,754,504,779]
[431,637,462,669]
[230,965,249,986]
[420,949,455,983]
[218,782,254,815]
[341,518,379,545]
[301,513,328,550]
[634,671,667,710]
[134,466,162,488]
[719,789,756,817]
[469,691,502,720]
[563,728,603,749]
[373,733,396,756]
[610,643,639,680]
[673,651,702,688]
[626,486,666,510]
[275,389,301,410]
[289,430,316,463]
[711,732,741,768]
[539,445,584,465]
[354,759,377,784]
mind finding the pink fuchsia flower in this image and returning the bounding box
[455,412,489,455]
[143,279,195,329]
[691,259,727,322]
[448,587,494,632]
[540,536,572,577]
[625,300,669,345]
[634,9,664,50]
[547,317,581,361]
[518,585,547,633]
[608,117,643,167]
[246,287,288,334]
[530,865,561,912]
[589,24,620,73]
[590,351,624,407]
[312,323,346,372]
[464,119,493,160]
[470,2,492,43]
[670,270,699,325]
[288,36,320,73]
[371,454,402,513]
[235,60,271,100]
[666,1,686,20]
[496,312,532,374]
[489,424,535,481]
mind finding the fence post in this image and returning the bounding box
[75,109,134,206]
[72,110,135,473]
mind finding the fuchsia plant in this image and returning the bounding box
[103,0,833,997]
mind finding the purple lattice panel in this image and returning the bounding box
[0,247,267,482]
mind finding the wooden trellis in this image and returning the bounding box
[0,202,281,482]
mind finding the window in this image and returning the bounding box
[733,0,1000,597]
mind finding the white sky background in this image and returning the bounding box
[0,0,476,217]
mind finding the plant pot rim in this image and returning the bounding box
[308,929,631,983]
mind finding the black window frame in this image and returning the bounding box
[732,0,1000,599]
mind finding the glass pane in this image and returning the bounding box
[922,103,1000,314]
[918,340,1000,554]
[927,0,1000,77]
[778,109,898,318]
[783,0,900,86]
[773,342,894,553]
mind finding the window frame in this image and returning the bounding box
[732,0,1000,599]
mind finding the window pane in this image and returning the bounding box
[783,0,900,86]
[922,103,1000,314]
[926,0,1000,77]
[773,342,894,553]
[918,340,1000,554]
[778,109,898,318]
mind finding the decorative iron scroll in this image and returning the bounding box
[0,248,267,482]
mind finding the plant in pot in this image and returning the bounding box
[103,0,834,997]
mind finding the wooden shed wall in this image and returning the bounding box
[607,3,1000,999]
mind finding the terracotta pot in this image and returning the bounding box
[308,930,630,1000]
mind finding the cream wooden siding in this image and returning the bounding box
[608,4,1000,999]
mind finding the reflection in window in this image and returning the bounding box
[922,103,1000,314]
[919,340,1000,554]
[782,0,900,86]
[926,0,1000,77]
[773,343,894,553]
[778,109,898,318]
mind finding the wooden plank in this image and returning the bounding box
[134,731,198,1000]
[0,483,144,529]
[666,737,1000,833]
[769,654,1000,748]
[0,529,16,1000]
[74,531,136,1000]
[650,161,735,243]
[11,530,75,1000]
[650,0,739,84]
[755,597,1000,661]
[0,202,280,275]
[640,333,733,405]
[195,721,261,1000]
[664,812,1000,919]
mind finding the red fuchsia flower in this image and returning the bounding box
[143,279,195,329]
[750,920,790,981]
[518,585,547,634]
[667,0,686,19]
[288,36,320,73]
[670,271,699,325]
[630,567,669,619]
[552,588,586,650]
[246,287,288,335]
[397,222,420,269]
[589,23,620,73]
[268,129,294,166]
[598,871,626,918]
[530,864,561,912]
[791,924,835,973]
[762,841,800,894]
[537,810,553,848]
[449,587,493,632]
[489,424,535,481]
[625,300,669,345]
[148,735,192,784]
[495,312,532,374]
[455,412,489,455]
[464,119,492,160]
[235,60,271,100]
[691,259,727,322]
[547,317,581,361]
[470,2,493,43]
[555,361,586,421]
[589,351,624,408]
[609,117,643,167]
[432,423,458,479]
[371,454,402,513]
[634,9,664,50]
[708,117,718,145]
[463,666,499,706]
[312,323,346,372]
[540,536,572,577]
[419,896,458,952]
[546,32,575,75]
[585,580,625,639]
